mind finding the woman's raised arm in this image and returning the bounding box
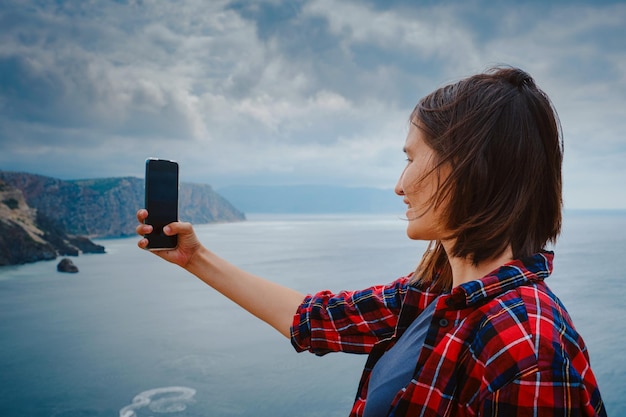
[136,209,305,338]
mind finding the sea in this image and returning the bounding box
[0,211,624,417]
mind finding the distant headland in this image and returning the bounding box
[0,171,245,267]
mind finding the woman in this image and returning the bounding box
[136,67,606,416]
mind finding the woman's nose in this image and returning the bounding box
[394,173,405,196]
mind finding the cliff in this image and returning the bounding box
[0,179,105,266]
[0,171,246,238]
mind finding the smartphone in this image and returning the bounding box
[144,158,179,250]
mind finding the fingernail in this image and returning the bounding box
[163,226,170,234]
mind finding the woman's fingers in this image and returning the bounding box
[137,237,149,249]
[136,209,153,250]
[136,223,152,235]
[136,209,152,236]
[137,208,148,222]
[163,221,192,236]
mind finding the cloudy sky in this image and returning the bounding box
[0,0,624,209]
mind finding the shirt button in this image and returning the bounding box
[439,318,449,327]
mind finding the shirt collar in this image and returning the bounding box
[445,251,554,309]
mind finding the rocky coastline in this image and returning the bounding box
[0,179,106,266]
[0,171,245,267]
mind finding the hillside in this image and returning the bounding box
[0,179,105,266]
[0,171,246,238]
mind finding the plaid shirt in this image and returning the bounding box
[291,252,606,416]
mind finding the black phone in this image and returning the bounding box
[144,158,179,250]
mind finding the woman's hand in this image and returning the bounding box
[136,209,202,268]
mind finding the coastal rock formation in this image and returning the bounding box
[0,216,57,265]
[0,180,105,266]
[0,172,246,238]
[0,172,245,266]
[179,182,246,224]
[57,258,79,273]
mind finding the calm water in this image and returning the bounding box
[0,212,624,416]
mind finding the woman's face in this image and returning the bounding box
[395,123,448,241]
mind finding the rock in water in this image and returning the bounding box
[57,258,79,273]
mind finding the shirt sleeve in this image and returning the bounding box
[290,277,411,355]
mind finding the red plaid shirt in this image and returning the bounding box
[291,252,606,416]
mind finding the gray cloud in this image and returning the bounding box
[0,0,624,207]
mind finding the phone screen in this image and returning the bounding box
[144,158,179,249]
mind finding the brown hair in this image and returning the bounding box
[411,66,563,291]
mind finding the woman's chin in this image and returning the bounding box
[406,224,438,241]
[406,227,423,241]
